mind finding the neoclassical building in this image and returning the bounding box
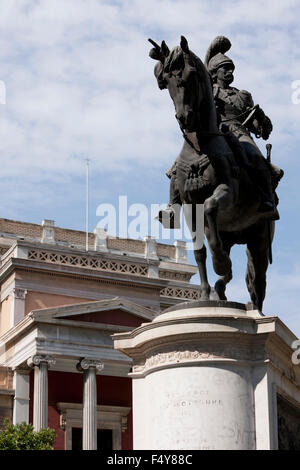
[0,217,199,450]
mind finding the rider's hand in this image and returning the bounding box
[261,116,273,140]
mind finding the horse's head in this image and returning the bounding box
[149,36,212,133]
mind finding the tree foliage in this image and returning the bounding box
[0,420,56,450]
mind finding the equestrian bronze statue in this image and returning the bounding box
[149,35,283,311]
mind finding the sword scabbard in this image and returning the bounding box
[266,143,272,163]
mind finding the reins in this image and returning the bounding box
[178,104,259,157]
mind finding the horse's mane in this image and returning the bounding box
[164,45,215,104]
[163,44,216,128]
[163,46,184,73]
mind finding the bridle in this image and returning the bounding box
[178,104,260,157]
[168,51,260,152]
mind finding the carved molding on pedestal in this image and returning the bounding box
[132,343,266,375]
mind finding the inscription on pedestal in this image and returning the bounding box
[147,367,255,450]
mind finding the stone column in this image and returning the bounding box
[77,359,104,450]
[10,288,27,327]
[13,368,31,425]
[27,355,56,431]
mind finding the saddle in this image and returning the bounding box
[177,154,217,204]
[224,129,284,191]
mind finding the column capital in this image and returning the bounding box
[27,355,56,369]
[12,288,27,300]
[76,358,104,373]
[12,366,31,375]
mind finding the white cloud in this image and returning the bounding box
[0,0,299,180]
[0,0,299,335]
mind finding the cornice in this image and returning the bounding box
[0,258,163,289]
[0,258,201,303]
[0,314,34,347]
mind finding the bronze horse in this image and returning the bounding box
[149,36,281,311]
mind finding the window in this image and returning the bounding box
[57,403,131,450]
[71,428,113,451]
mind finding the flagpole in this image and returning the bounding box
[85,158,90,252]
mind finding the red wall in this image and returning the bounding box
[29,370,133,450]
[64,309,144,328]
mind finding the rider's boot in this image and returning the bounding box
[156,204,181,229]
[156,175,182,229]
[255,168,279,220]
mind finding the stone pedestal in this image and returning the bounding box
[113,301,300,450]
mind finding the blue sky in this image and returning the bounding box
[0,0,300,336]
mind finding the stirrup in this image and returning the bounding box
[155,206,181,229]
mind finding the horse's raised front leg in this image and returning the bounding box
[204,184,233,277]
[184,203,211,300]
[245,220,274,312]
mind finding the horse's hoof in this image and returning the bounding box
[212,253,232,277]
[200,291,211,301]
[200,285,211,301]
[214,280,227,301]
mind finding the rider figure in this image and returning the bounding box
[158,36,280,227]
[206,36,277,214]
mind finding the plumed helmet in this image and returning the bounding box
[205,36,235,77]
